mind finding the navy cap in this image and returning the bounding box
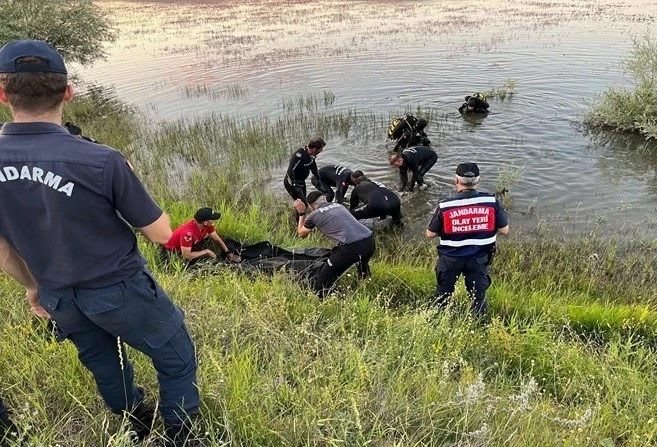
[456,162,480,178]
[0,40,67,74]
[194,207,221,222]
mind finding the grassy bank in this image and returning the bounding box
[1,92,657,446]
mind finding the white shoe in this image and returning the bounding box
[419,184,429,191]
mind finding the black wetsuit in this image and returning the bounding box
[284,147,320,204]
[393,128,431,152]
[459,97,490,114]
[350,179,402,226]
[311,165,353,204]
[399,146,438,191]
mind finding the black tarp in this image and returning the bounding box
[223,238,331,280]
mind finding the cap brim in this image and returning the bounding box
[209,213,221,220]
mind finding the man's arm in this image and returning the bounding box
[426,229,438,238]
[0,236,49,318]
[209,232,241,262]
[399,166,408,191]
[180,245,216,261]
[294,199,313,238]
[138,212,173,245]
[497,225,510,235]
[335,181,347,205]
[349,188,359,210]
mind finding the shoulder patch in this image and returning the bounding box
[296,153,302,158]
[125,159,135,171]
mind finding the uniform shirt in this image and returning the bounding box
[286,147,319,186]
[399,146,436,190]
[164,220,215,251]
[0,122,162,290]
[318,165,353,204]
[349,179,398,210]
[427,189,508,258]
[304,202,372,245]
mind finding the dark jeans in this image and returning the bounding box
[311,176,335,202]
[432,253,491,316]
[38,267,199,424]
[313,235,376,298]
[160,239,216,267]
[416,152,438,186]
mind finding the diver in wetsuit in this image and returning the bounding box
[284,137,326,218]
[458,93,489,114]
[349,173,403,228]
[311,165,354,204]
[393,118,431,152]
[389,146,438,192]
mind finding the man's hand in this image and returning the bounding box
[205,249,217,259]
[26,289,50,319]
[294,199,307,214]
[227,252,241,263]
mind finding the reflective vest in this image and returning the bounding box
[439,193,498,257]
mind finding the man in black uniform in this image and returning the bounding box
[0,40,201,446]
[349,173,403,228]
[284,137,325,218]
[393,118,431,152]
[458,93,490,114]
[389,146,438,192]
[294,191,376,298]
[310,164,355,204]
[426,163,509,317]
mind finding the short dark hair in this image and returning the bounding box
[0,57,67,113]
[307,137,326,150]
[351,170,364,178]
[306,191,324,204]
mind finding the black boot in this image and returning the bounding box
[162,418,205,447]
[0,411,20,447]
[125,401,156,443]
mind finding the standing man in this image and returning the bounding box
[294,191,376,298]
[425,163,509,317]
[0,40,200,446]
[311,164,354,204]
[389,146,438,192]
[162,206,240,265]
[349,173,403,228]
[283,137,325,219]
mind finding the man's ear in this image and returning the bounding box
[63,83,74,103]
[0,86,9,105]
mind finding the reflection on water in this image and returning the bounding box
[81,0,657,237]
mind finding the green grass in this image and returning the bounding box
[2,89,657,446]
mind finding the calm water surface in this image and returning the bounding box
[81,0,657,237]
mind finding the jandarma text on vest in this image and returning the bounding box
[0,165,75,196]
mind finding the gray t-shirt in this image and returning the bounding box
[304,202,372,245]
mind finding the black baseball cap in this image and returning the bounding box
[0,40,67,74]
[194,207,221,222]
[456,162,480,178]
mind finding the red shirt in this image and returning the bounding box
[163,220,215,251]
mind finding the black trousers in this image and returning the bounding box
[432,253,491,316]
[313,235,376,298]
[284,177,308,220]
[351,198,402,225]
[416,152,438,185]
[310,176,335,202]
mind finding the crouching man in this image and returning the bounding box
[294,191,375,298]
[162,207,240,265]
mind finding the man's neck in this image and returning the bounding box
[456,186,476,193]
[10,111,62,124]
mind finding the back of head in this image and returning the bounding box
[455,162,481,186]
[306,190,325,205]
[0,40,68,114]
[389,154,401,165]
[307,137,326,150]
[416,119,427,131]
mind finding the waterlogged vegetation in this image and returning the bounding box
[585,34,657,141]
[2,89,657,446]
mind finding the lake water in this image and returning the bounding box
[80,0,657,237]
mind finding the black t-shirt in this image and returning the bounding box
[0,122,162,289]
